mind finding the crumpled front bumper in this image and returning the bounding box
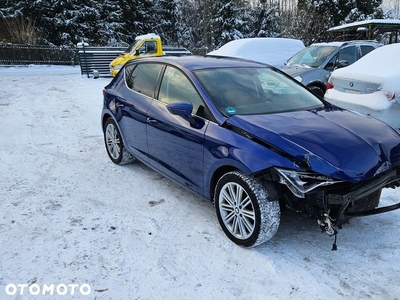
[323,168,400,217]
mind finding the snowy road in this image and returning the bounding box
[0,66,400,300]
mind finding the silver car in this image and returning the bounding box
[280,41,381,97]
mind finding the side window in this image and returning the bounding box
[338,46,357,65]
[145,41,157,54]
[138,41,158,54]
[360,45,375,57]
[159,66,204,115]
[125,63,163,98]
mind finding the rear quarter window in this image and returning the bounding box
[125,63,164,98]
[360,45,376,57]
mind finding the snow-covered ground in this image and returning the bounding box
[1,65,400,300]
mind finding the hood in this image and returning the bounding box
[110,53,131,67]
[280,65,313,77]
[227,106,400,182]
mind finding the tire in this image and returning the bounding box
[104,118,135,165]
[214,171,280,247]
[308,85,325,98]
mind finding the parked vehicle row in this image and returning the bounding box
[101,55,400,247]
[280,40,382,97]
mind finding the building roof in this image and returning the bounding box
[328,19,400,33]
[327,19,400,42]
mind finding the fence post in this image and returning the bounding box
[77,42,90,78]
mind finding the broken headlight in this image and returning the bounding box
[274,168,341,198]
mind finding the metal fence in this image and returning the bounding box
[77,43,124,78]
[0,43,207,79]
[0,44,79,66]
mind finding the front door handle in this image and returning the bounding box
[147,117,158,125]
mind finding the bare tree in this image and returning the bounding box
[382,0,400,18]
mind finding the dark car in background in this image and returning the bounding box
[280,41,381,97]
[102,55,400,248]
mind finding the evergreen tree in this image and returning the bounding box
[213,0,243,48]
[97,0,125,46]
[250,1,282,38]
[118,0,155,44]
[178,0,197,49]
[154,0,180,45]
[343,0,384,23]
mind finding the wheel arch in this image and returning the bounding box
[101,112,113,132]
[209,165,240,204]
[306,81,327,96]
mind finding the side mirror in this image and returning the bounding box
[336,60,349,69]
[167,101,200,127]
[135,49,140,56]
[167,101,193,116]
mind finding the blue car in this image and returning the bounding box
[101,56,400,248]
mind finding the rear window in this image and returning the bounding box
[360,45,376,57]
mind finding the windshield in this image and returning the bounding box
[194,67,324,116]
[286,45,337,68]
[125,39,141,53]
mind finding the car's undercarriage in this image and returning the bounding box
[261,165,400,249]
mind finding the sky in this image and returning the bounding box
[0,61,400,299]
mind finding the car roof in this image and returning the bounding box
[125,55,270,71]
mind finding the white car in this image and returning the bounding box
[207,38,305,67]
[325,43,400,129]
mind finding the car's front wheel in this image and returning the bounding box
[308,85,325,98]
[104,118,135,165]
[214,171,280,247]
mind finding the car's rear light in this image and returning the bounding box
[386,93,396,100]
[326,82,334,90]
[102,89,106,96]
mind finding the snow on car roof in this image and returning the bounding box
[311,41,345,47]
[206,38,305,67]
[332,43,400,81]
[135,33,160,40]
[326,43,400,111]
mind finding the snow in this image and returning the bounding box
[207,38,305,66]
[1,65,400,299]
[329,43,400,85]
[328,18,400,31]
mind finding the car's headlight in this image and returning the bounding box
[274,168,340,198]
[294,76,302,82]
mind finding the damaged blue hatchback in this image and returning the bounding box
[101,56,400,248]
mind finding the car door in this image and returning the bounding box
[117,63,164,161]
[146,65,209,195]
[337,45,358,65]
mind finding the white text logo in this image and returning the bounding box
[5,283,91,296]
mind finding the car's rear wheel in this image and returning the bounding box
[104,118,135,165]
[214,171,280,247]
